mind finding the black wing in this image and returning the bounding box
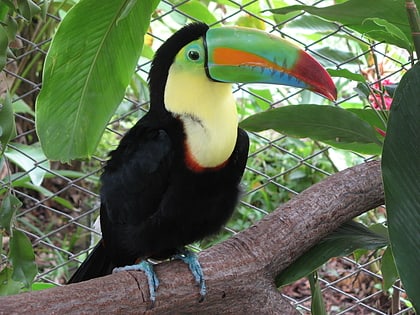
[99,116,174,266]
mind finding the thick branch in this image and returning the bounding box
[0,161,384,314]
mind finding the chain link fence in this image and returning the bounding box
[0,0,415,313]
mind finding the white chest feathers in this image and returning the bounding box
[164,65,238,169]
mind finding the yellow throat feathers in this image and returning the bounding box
[164,64,238,169]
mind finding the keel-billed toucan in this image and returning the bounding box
[68,22,336,302]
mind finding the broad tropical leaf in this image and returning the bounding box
[276,221,388,287]
[36,0,159,161]
[382,62,420,312]
[240,105,382,154]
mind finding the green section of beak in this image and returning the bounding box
[205,27,336,100]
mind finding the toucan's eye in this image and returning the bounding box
[187,49,200,61]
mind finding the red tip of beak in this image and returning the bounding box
[295,51,337,101]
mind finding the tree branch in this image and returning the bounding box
[0,160,384,314]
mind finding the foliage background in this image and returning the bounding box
[0,0,417,314]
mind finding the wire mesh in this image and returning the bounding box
[0,0,415,313]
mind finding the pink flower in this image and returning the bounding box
[368,79,394,110]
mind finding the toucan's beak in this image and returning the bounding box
[204,27,337,101]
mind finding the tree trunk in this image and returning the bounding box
[0,160,384,314]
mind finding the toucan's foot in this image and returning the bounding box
[113,260,159,303]
[174,249,206,301]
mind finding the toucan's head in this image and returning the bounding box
[149,22,336,111]
[148,22,337,169]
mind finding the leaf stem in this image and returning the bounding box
[405,0,420,59]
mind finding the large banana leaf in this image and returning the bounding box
[36,0,159,162]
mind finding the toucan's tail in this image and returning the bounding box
[67,240,114,283]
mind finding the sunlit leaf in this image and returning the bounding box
[236,15,265,30]
[363,18,412,51]
[36,0,159,161]
[116,0,138,24]
[31,282,56,291]
[328,69,366,83]
[5,142,49,186]
[177,0,217,25]
[286,15,339,33]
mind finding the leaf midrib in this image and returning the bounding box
[69,2,130,157]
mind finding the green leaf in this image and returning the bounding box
[141,44,154,60]
[0,193,22,233]
[381,246,399,291]
[315,47,359,65]
[328,69,366,83]
[270,0,413,51]
[12,99,35,116]
[0,93,16,154]
[9,229,37,288]
[236,15,265,30]
[36,0,160,161]
[276,221,388,287]
[239,105,383,153]
[0,11,18,67]
[0,169,99,198]
[5,142,49,186]
[363,18,412,51]
[0,24,8,71]
[333,108,387,154]
[18,180,75,210]
[286,15,339,33]
[0,267,24,296]
[347,108,387,131]
[16,0,41,21]
[355,82,371,98]
[31,282,56,291]
[309,272,327,315]
[4,15,17,41]
[176,0,217,25]
[116,0,138,24]
[382,62,420,312]
[323,140,382,155]
[368,223,389,241]
[247,88,272,111]
[0,4,9,20]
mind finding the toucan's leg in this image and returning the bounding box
[113,260,159,303]
[174,249,206,300]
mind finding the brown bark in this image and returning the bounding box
[0,160,384,314]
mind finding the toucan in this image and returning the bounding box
[67,22,336,302]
